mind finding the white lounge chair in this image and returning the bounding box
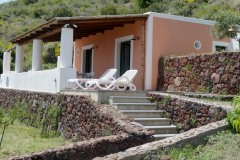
[95,70,138,91]
[67,69,117,90]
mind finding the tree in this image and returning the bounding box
[100,4,118,15]
[51,5,73,17]
[170,0,200,17]
[0,108,17,148]
[136,0,153,8]
[212,10,240,49]
[23,0,38,5]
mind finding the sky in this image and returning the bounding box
[0,0,13,4]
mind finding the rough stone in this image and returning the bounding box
[220,74,229,83]
[167,84,175,92]
[174,77,182,87]
[211,73,220,84]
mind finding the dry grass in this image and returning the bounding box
[0,121,71,159]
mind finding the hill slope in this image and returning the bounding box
[0,0,239,72]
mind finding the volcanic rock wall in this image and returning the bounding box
[162,52,239,95]
[0,88,153,160]
[149,92,227,133]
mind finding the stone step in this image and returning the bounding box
[153,134,177,140]
[145,125,177,134]
[120,110,163,118]
[109,96,151,104]
[134,118,170,126]
[112,103,157,110]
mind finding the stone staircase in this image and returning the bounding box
[109,93,177,140]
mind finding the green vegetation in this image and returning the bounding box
[0,121,70,159]
[226,96,240,133]
[182,64,192,72]
[0,0,239,73]
[0,108,17,148]
[15,98,62,138]
[212,10,240,49]
[158,130,240,160]
[161,96,171,106]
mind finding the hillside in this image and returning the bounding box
[0,0,239,72]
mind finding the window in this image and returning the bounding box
[215,46,227,52]
[212,41,230,52]
[194,40,201,50]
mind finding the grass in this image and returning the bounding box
[158,130,240,160]
[0,121,71,159]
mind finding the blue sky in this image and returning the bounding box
[0,0,13,4]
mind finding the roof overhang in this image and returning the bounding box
[10,14,148,45]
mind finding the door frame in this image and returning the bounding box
[114,35,134,77]
[81,44,94,73]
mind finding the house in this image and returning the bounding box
[0,12,237,92]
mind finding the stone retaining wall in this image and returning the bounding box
[162,52,240,95]
[9,134,147,160]
[149,92,228,133]
[94,120,228,160]
[0,88,154,159]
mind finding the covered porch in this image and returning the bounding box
[0,14,148,93]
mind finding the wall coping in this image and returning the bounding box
[164,51,239,59]
[149,92,232,112]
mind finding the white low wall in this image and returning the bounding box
[0,68,76,93]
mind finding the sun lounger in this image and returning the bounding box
[95,69,138,91]
[67,69,117,90]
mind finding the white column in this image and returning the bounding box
[32,39,42,71]
[3,51,11,73]
[15,44,24,73]
[57,56,61,68]
[59,27,74,68]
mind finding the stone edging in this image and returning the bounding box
[150,92,232,111]
[94,120,228,160]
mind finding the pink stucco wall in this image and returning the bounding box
[150,17,230,90]
[74,19,145,90]
[73,15,230,91]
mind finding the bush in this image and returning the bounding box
[100,4,118,15]
[51,5,73,17]
[16,99,62,138]
[0,107,18,148]
[226,96,240,133]
[23,0,38,5]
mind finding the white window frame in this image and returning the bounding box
[114,35,134,77]
[81,44,94,73]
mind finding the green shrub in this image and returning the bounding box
[161,96,171,106]
[14,98,61,138]
[0,107,18,148]
[100,4,118,15]
[226,96,240,133]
